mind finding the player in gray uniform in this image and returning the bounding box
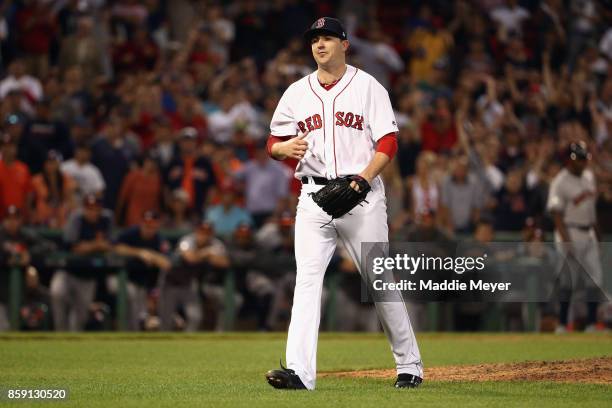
[546,141,603,333]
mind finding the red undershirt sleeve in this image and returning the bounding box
[376,133,398,159]
[267,135,291,160]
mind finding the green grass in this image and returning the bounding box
[0,332,610,407]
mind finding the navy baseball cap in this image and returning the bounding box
[304,17,347,42]
[568,141,591,161]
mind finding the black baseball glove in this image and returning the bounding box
[309,175,371,219]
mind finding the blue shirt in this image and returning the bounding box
[205,205,253,240]
[233,160,290,213]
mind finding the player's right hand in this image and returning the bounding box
[273,131,309,160]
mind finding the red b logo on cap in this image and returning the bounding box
[315,18,325,28]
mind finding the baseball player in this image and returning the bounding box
[547,141,604,333]
[264,17,423,390]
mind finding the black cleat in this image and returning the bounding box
[394,373,423,388]
[265,361,307,390]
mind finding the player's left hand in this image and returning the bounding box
[350,174,372,192]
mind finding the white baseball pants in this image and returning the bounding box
[286,178,423,390]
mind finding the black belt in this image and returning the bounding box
[301,176,330,185]
[566,224,593,231]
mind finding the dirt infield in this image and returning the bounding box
[322,357,612,384]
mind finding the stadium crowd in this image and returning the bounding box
[0,0,611,332]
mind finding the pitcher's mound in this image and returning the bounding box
[322,356,612,384]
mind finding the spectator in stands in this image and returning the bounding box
[129,83,163,150]
[21,97,72,174]
[566,0,599,71]
[231,0,268,65]
[51,194,113,331]
[209,143,244,194]
[1,95,29,131]
[462,39,494,75]
[165,127,217,214]
[456,110,505,195]
[405,5,453,83]
[0,58,43,106]
[148,116,177,172]
[0,134,31,219]
[394,208,452,244]
[440,155,485,234]
[233,143,290,227]
[497,125,526,172]
[112,25,159,75]
[489,0,531,42]
[167,92,207,138]
[0,205,55,330]
[55,66,94,125]
[205,185,253,242]
[57,16,105,86]
[420,97,457,154]
[111,0,149,37]
[163,188,195,230]
[207,92,239,145]
[91,115,140,210]
[68,117,94,147]
[112,210,171,330]
[494,168,529,231]
[395,110,423,178]
[30,149,76,228]
[408,151,440,223]
[345,19,404,89]
[14,0,57,77]
[201,4,235,67]
[61,143,105,203]
[159,221,229,331]
[116,154,162,227]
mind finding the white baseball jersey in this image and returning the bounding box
[270,64,398,179]
[547,168,597,226]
